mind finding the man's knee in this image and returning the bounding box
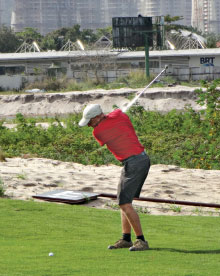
[120,203,133,213]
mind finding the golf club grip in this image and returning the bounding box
[122,66,168,113]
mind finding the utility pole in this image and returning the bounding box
[145,34,150,77]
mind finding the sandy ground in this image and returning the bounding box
[1,87,219,216]
[0,86,204,119]
[1,157,220,216]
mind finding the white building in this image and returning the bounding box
[0,0,14,26]
[12,0,138,34]
[1,48,220,90]
[5,0,220,36]
[139,0,192,26]
[192,0,220,34]
[12,0,78,35]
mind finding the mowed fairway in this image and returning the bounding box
[0,198,219,276]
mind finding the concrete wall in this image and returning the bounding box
[1,55,220,90]
[73,67,220,82]
[0,75,43,90]
[171,67,220,81]
[0,75,23,90]
[1,67,220,91]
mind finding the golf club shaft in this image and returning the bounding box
[122,66,168,113]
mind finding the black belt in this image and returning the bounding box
[122,151,146,164]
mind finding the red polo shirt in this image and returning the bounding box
[93,109,144,161]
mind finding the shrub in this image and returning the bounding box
[0,80,219,169]
[0,147,6,162]
[25,77,67,91]
[0,177,5,197]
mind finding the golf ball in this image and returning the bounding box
[49,252,54,256]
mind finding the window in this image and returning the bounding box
[0,66,25,75]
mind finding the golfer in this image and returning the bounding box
[79,104,150,251]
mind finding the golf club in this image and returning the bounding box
[122,65,168,113]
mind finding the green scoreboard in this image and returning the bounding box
[112,16,153,48]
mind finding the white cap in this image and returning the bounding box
[79,104,103,127]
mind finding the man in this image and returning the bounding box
[79,104,150,251]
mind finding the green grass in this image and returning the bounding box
[0,198,219,276]
[16,173,27,180]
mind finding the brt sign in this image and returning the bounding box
[200,57,215,66]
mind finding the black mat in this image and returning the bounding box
[33,190,100,204]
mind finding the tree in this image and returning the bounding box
[16,27,43,44]
[80,29,97,45]
[41,36,57,51]
[65,24,81,42]
[95,26,112,40]
[205,33,220,48]
[164,15,184,24]
[42,25,97,50]
[42,26,79,50]
[0,26,20,53]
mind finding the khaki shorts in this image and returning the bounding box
[117,152,150,205]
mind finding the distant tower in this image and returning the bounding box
[0,0,14,26]
[75,0,138,29]
[192,0,220,34]
[12,0,78,35]
[139,0,192,26]
[12,0,139,33]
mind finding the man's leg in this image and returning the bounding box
[120,203,149,251]
[120,203,143,236]
[110,154,150,250]
[121,209,131,234]
[107,204,133,249]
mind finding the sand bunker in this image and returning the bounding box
[1,157,220,216]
